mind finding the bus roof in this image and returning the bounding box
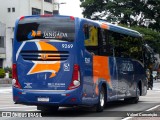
[80,18,142,38]
[17,15,142,38]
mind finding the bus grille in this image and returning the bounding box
[21,51,69,61]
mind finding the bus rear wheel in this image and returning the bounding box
[95,86,106,112]
[124,86,140,104]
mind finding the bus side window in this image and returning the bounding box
[98,28,109,56]
[84,25,89,40]
[84,24,99,55]
[85,26,98,46]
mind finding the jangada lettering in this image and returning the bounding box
[43,31,68,38]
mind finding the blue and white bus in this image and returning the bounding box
[12,15,147,112]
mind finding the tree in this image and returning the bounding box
[80,0,160,31]
[120,25,160,54]
[146,0,160,31]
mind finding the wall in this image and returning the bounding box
[0,0,55,68]
[0,22,6,67]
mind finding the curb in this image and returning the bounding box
[0,84,12,87]
[0,78,12,87]
[0,78,12,84]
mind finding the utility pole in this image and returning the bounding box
[53,2,66,14]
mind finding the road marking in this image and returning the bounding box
[0,106,36,110]
[122,117,133,120]
[25,109,40,111]
[122,104,160,120]
[0,92,11,94]
[0,88,12,93]
[146,105,160,111]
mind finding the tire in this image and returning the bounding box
[133,86,140,103]
[95,86,106,112]
[124,86,140,104]
[37,106,59,112]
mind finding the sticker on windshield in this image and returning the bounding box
[28,30,42,39]
[27,30,68,39]
[43,31,68,39]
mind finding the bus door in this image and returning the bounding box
[82,24,98,103]
[102,29,119,101]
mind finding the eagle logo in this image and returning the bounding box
[27,41,61,78]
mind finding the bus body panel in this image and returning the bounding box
[13,16,147,108]
[13,16,84,105]
[108,57,119,101]
[16,41,75,90]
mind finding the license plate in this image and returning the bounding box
[37,97,49,102]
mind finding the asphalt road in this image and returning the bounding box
[0,81,160,120]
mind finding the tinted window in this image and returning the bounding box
[44,11,52,14]
[44,0,52,3]
[0,36,4,47]
[16,17,75,42]
[0,59,2,68]
[108,31,143,61]
[32,8,41,15]
[84,24,112,56]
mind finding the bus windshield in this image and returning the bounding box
[16,17,75,42]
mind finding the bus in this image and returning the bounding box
[12,15,147,112]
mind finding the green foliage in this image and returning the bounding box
[0,68,5,78]
[9,73,12,78]
[80,0,160,31]
[3,67,12,78]
[80,0,160,53]
[120,24,160,54]
[4,67,12,73]
[80,0,105,18]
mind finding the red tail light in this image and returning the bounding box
[19,16,25,21]
[12,64,21,89]
[68,64,80,90]
[70,16,75,21]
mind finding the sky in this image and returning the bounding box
[58,0,83,18]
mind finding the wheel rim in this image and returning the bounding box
[137,87,140,97]
[100,91,105,107]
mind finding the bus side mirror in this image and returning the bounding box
[84,26,89,39]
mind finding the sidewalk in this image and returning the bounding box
[0,78,12,87]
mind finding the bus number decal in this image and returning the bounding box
[120,62,134,72]
[62,44,73,49]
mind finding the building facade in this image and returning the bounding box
[0,22,6,68]
[0,0,58,68]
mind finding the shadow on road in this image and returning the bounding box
[41,100,137,117]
